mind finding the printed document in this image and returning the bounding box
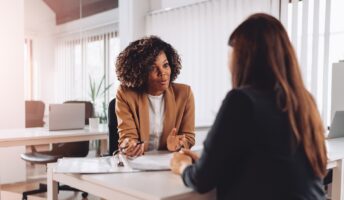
[54,151,172,173]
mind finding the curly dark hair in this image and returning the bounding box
[115,36,181,91]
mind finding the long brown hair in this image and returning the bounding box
[229,13,327,178]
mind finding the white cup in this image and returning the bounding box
[89,117,99,130]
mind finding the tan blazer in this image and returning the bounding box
[115,83,195,151]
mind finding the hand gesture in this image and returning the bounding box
[120,138,144,157]
[180,149,200,162]
[166,128,189,151]
[170,152,192,174]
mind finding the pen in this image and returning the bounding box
[119,140,144,152]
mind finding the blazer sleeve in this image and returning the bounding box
[181,89,253,193]
[115,88,140,145]
[179,87,195,148]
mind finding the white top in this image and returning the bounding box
[147,94,165,150]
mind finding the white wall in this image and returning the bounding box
[119,0,150,49]
[0,0,26,184]
[0,2,25,132]
[25,0,56,105]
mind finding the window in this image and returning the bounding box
[286,0,336,126]
[55,30,120,121]
[329,0,344,64]
[24,38,33,100]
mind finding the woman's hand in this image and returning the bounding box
[170,152,192,174]
[120,138,145,157]
[180,149,200,161]
[167,128,189,151]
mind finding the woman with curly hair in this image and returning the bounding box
[115,36,195,157]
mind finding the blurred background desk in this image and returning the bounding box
[0,125,108,184]
[0,124,108,148]
[327,137,344,200]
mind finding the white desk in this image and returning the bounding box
[0,125,108,184]
[47,137,344,200]
[47,163,215,200]
[327,138,344,200]
[0,125,108,147]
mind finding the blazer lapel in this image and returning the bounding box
[160,85,176,149]
[138,93,150,150]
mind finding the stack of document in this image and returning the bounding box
[54,151,172,173]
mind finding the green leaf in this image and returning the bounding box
[88,74,113,120]
[99,83,113,96]
[95,75,105,98]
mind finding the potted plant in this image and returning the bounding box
[89,74,113,155]
[89,74,113,123]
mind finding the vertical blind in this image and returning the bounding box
[146,0,278,126]
[54,24,120,115]
[285,0,332,126]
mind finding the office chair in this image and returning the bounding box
[20,101,93,200]
[108,98,119,155]
[55,101,94,157]
[25,100,45,128]
[25,101,46,165]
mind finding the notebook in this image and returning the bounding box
[49,104,85,131]
[327,111,344,139]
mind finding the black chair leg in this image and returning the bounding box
[22,184,47,200]
[58,184,88,198]
[22,183,88,200]
[59,184,79,191]
[82,192,89,198]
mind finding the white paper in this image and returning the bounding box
[54,151,173,173]
[128,151,172,170]
[54,156,137,173]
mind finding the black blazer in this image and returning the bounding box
[182,88,325,200]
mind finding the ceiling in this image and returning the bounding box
[43,0,118,25]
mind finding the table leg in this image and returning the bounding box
[100,139,108,155]
[332,159,344,200]
[47,163,58,200]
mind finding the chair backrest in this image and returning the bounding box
[64,101,94,125]
[25,100,45,128]
[50,101,93,157]
[108,98,119,155]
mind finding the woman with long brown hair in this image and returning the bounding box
[170,13,327,200]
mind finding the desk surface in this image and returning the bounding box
[0,124,108,147]
[47,137,344,200]
[327,137,344,161]
[49,164,214,200]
